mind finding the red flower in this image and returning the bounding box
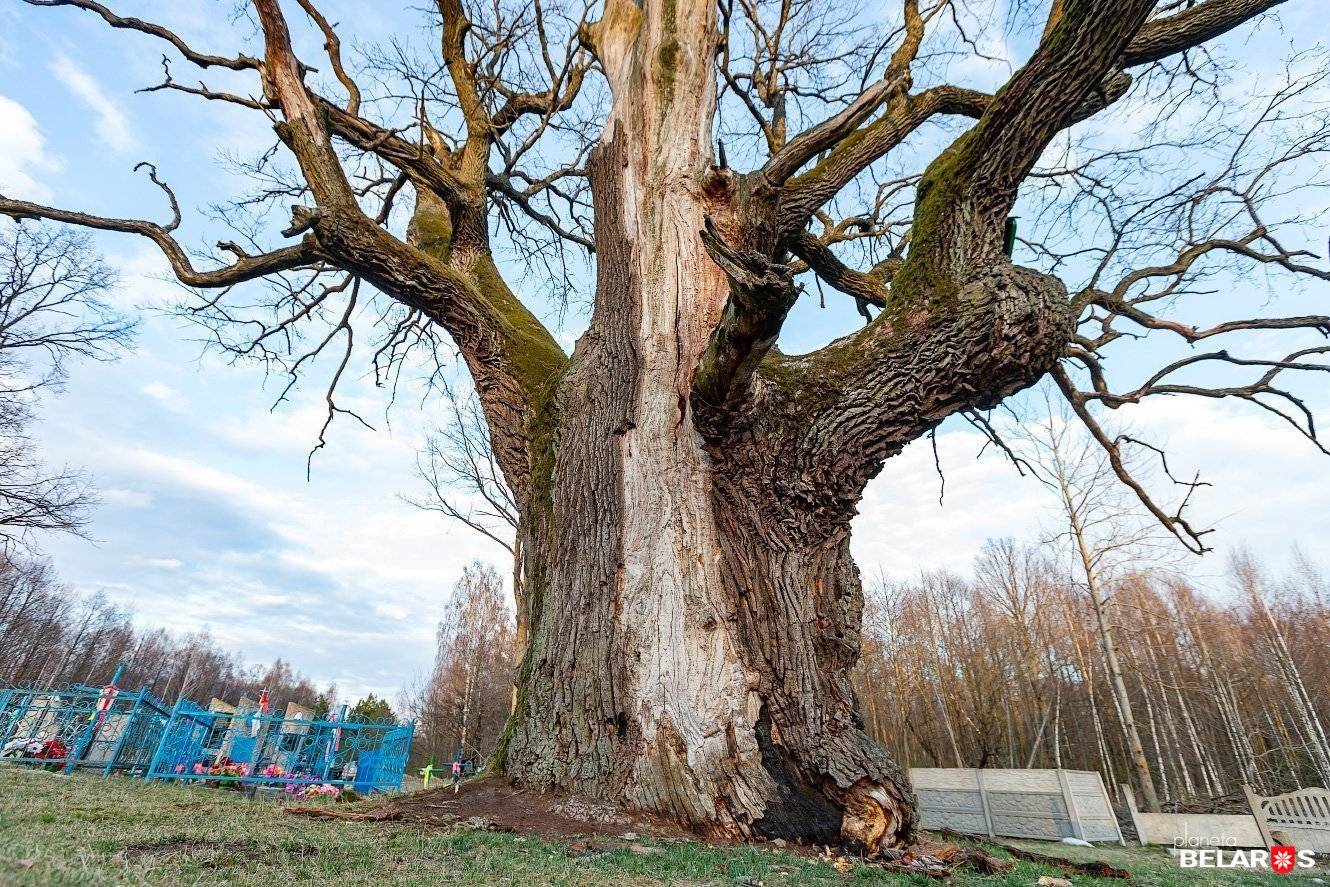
[35,739,68,760]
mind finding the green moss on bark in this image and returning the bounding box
[408,203,455,263]
[468,258,569,406]
[887,133,973,308]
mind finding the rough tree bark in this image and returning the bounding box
[497,0,1092,849]
[4,0,1314,854]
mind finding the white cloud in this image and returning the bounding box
[130,556,184,570]
[853,426,1051,579]
[0,94,60,200]
[102,488,153,508]
[49,53,136,154]
[851,394,1330,584]
[141,381,187,411]
[554,329,580,354]
[107,446,294,515]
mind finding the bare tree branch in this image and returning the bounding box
[24,0,261,71]
[0,196,318,288]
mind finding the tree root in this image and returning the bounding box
[938,829,1131,879]
[284,803,403,823]
[831,839,1015,879]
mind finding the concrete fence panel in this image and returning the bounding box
[1123,783,1330,852]
[1124,783,1266,849]
[910,767,1124,844]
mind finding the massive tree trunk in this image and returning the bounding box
[498,0,906,847]
[496,0,1073,850]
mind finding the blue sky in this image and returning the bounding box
[2,1,1327,702]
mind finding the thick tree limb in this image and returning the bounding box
[711,2,1158,423]
[725,266,1073,515]
[762,71,912,186]
[13,0,569,497]
[897,0,1157,294]
[761,0,935,186]
[435,0,495,183]
[253,0,356,207]
[491,53,592,136]
[317,99,471,207]
[778,85,991,235]
[1123,0,1287,67]
[780,0,1284,239]
[249,0,566,496]
[785,231,892,308]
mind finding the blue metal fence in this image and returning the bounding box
[0,678,412,794]
[144,699,413,794]
[0,677,170,776]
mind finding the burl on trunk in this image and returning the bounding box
[496,0,1071,851]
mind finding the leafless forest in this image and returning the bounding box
[0,550,328,710]
[398,562,516,767]
[857,546,1330,806]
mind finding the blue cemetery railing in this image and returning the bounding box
[0,677,171,776]
[353,723,414,794]
[144,697,214,780]
[1,673,412,794]
[146,700,413,794]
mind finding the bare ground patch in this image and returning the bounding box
[288,776,690,842]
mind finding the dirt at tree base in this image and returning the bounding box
[286,777,1067,880]
[289,776,693,842]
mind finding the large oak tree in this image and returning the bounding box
[4,0,1327,852]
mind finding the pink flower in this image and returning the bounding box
[193,763,205,775]
[174,764,185,774]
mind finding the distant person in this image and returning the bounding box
[451,759,462,793]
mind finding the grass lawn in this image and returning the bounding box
[0,764,1322,886]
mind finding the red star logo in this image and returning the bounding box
[1271,846,1296,874]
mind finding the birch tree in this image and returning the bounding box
[1233,552,1330,786]
[1020,406,1170,810]
[406,562,515,765]
[855,553,1330,801]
